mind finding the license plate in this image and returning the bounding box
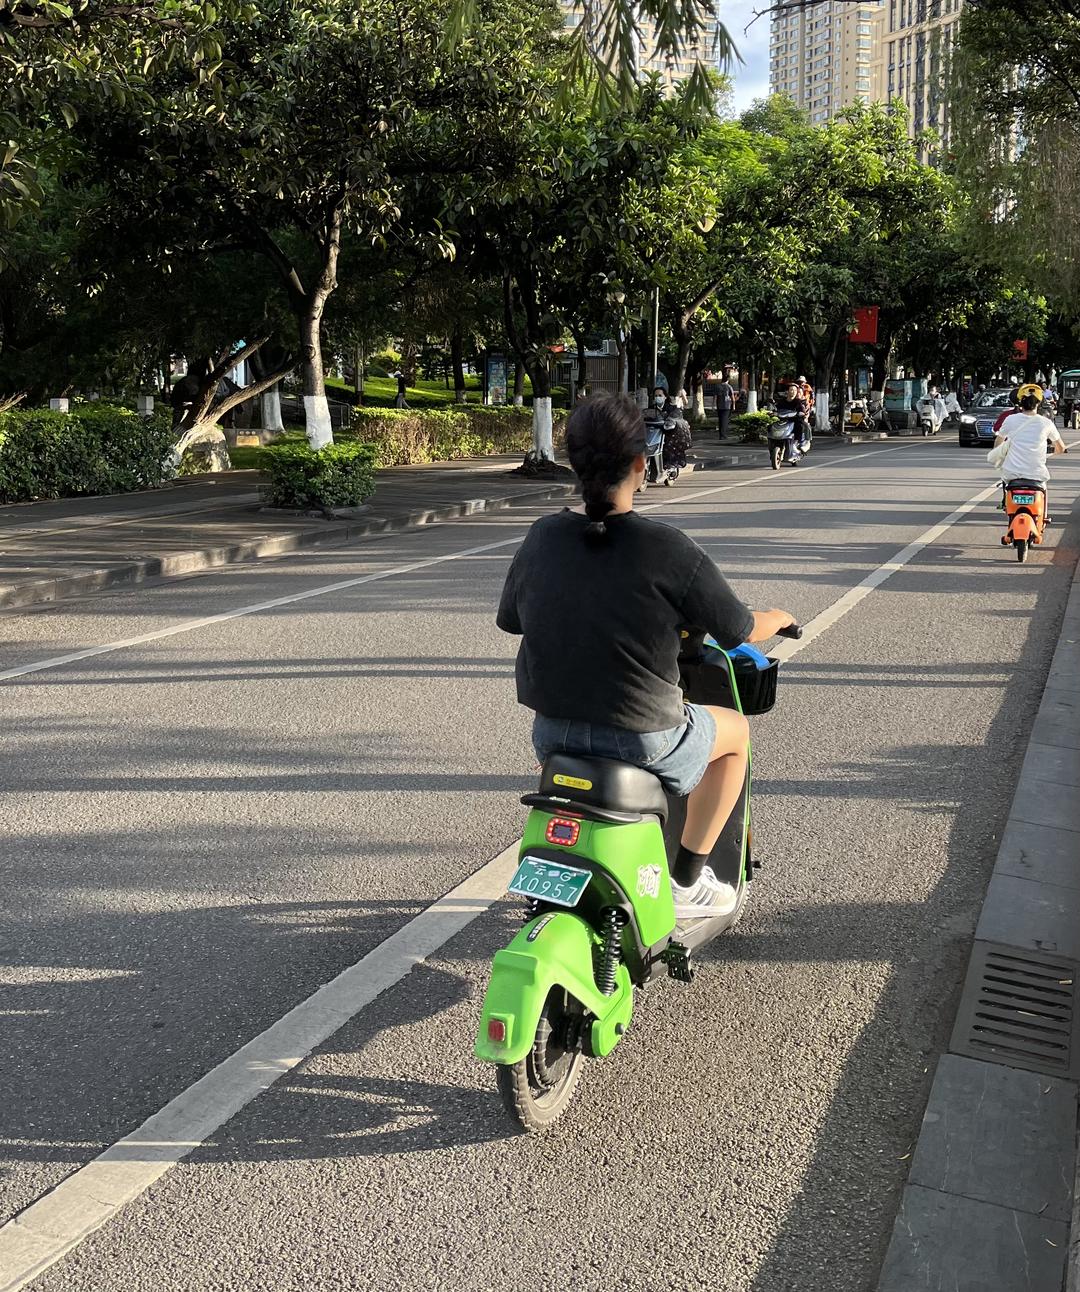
[1012,493,1036,505]
[508,857,591,908]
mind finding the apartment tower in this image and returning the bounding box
[882,0,963,139]
[561,3,723,89]
[769,1,885,124]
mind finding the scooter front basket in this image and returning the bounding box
[681,650,779,715]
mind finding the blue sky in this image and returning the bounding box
[719,0,772,113]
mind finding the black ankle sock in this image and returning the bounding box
[674,845,710,888]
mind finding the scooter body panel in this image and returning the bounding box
[474,912,633,1064]
[1005,485,1046,547]
[520,811,676,948]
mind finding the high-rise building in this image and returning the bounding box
[561,2,723,90]
[881,0,963,139]
[769,1,885,124]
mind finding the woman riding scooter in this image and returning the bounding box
[497,395,796,913]
[994,388,1067,521]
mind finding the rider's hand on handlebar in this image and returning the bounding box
[748,608,800,644]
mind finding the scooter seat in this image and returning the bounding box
[528,753,669,824]
[1005,478,1045,492]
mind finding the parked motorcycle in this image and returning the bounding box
[474,624,803,1130]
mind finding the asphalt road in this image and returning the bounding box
[2,433,1079,1292]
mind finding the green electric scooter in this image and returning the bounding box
[475,625,802,1131]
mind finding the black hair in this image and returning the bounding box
[564,394,646,543]
[1020,393,1039,411]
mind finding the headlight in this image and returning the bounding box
[960,415,976,424]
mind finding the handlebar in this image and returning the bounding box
[778,623,803,640]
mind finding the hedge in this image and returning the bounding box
[349,405,567,467]
[264,439,377,511]
[729,412,778,443]
[0,404,175,503]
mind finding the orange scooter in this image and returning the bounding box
[1001,479,1046,563]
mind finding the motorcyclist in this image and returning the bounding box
[497,394,797,915]
[774,383,808,465]
[994,389,1067,518]
[943,389,963,421]
[915,385,947,433]
[797,375,814,450]
[646,385,692,471]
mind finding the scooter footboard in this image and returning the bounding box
[475,912,633,1064]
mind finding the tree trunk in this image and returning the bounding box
[402,341,418,387]
[527,357,553,459]
[673,317,693,399]
[261,386,284,434]
[746,361,759,414]
[451,328,467,403]
[513,360,525,407]
[572,326,588,399]
[354,343,364,407]
[691,371,706,421]
[300,305,332,449]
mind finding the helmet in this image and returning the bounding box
[1017,382,1044,403]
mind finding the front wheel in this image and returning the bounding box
[1016,538,1028,563]
[496,989,586,1132]
[770,443,783,471]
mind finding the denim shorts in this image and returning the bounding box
[532,703,717,798]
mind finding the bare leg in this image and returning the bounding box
[681,705,749,855]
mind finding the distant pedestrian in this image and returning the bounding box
[392,370,408,409]
[716,373,735,439]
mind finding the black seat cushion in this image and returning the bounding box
[538,753,669,821]
[1005,478,1046,491]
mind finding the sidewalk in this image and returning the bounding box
[877,504,1080,1291]
[0,442,766,612]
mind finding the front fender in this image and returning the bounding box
[475,912,633,1064]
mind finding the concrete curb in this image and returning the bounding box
[877,505,1080,1292]
[0,480,579,612]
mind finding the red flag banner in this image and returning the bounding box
[849,306,880,345]
[1013,339,1029,361]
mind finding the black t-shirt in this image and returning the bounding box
[496,509,754,732]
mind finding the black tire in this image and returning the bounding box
[1016,538,1028,563]
[496,989,586,1132]
[770,444,783,471]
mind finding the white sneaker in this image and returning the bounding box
[670,865,739,920]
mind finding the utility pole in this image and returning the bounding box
[651,287,660,391]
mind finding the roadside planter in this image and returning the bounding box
[263,439,377,515]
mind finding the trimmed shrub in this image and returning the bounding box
[264,439,377,511]
[729,412,778,443]
[350,406,566,467]
[0,404,175,502]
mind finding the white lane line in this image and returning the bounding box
[0,450,999,1290]
[771,479,1002,663]
[0,439,918,684]
[0,843,521,1292]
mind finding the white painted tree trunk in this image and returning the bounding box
[304,395,333,449]
[692,384,706,420]
[533,396,554,460]
[747,389,759,414]
[815,390,830,435]
[261,386,284,434]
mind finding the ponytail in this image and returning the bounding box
[565,395,646,544]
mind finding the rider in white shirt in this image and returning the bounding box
[995,390,1067,516]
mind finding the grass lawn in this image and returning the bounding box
[325,374,491,408]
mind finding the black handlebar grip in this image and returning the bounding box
[778,623,803,640]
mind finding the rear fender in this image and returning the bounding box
[1009,511,1038,542]
[475,912,633,1065]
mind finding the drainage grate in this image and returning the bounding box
[950,941,1079,1079]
